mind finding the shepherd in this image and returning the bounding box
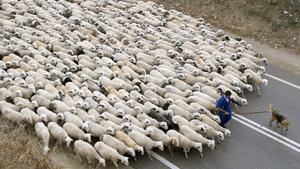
[216,90,241,127]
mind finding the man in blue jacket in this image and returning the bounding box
[216,90,235,127]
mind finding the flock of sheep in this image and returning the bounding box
[0,0,269,167]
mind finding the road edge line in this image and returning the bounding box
[265,73,300,90]
[151,151,181,169]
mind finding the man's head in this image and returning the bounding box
[224,90,231,98]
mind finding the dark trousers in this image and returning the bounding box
[218,112,232,127]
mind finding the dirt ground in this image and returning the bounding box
[153,0,300,54]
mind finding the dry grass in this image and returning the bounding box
[0,119,62,169]
[152,0,300,53]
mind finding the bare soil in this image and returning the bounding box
[153,0,300,54]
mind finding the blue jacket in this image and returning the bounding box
[216,95,232,114]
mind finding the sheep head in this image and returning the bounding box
[208,140,215,150]
[155,141,164,151]
[217,131,224,141]
[106,127,115,135]
[64,136,73,147]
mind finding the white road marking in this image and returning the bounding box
[265,73,300,90]
[235,114,300,148]
[151,151,180,169]
[232,116,300,152]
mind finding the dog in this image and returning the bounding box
[269,110,289,132]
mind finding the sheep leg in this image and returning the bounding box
[112,159,119,168]
[256,85,261,96]
[133,156,137,162]
[241,90,246,99]
[168,145,173,156]
[146,149,152,160]
[75,152,83,162]
[183,148,189,159]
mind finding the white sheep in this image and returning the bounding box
[125,128,164,160]
[57,111,83,127]
[199,114,231,137]
[114,130,144,155]
[49,100,76,114]
[190,119,224,142]
[102,134,136,158]
[73,140,106,167]
[179,125,215,150]
[1,107,25,123]
[20,108,46,124]
[62,122,91,143]
[47,122,73,148]
[167,130,203,159]
[35,122,51,154]
[36,107,59,123]
[94,141,129,167]
[168,104,200,120]
[146,126,179,155]
[81,121,114,139]
[244,69,268,96]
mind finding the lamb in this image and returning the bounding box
[63,122,92,143]
[73,140,106,167]
[94,141,129,167]
[57,111,83,127]
[179,125,215,150]
[102,134,136,158]
[146,126,179,155]
[124,127,164,160]
[199,114,231,137]
[81,121,114,139]
[47,122,73,148]
[167,130,203,159]
[35,122,51,154]
[114,130,144,155]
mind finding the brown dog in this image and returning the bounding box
[269,104,289,132]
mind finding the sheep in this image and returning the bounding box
[168,104,200,120]
[144,89,172,108]
[190,119,224,142]
[20,108,46,124]
[73,140,106,167]
[99,120,122,132]
[94,141,129,167]
[187,95,216,110]
[114,101,139,116]
[164,92,188,103]
[47,122,73,148]
[35,122,51,154]
[49,100,76,114]
[200,85,221,99]
[1,107,25,123]
[167,130,203,159]
[173,99,199,113]
[13,97,35,111]
[63,122,92,143]
[36,107,59,123]
[165,85,193,97]
[244,69,268,96]
[99,100,121,116]
[102,134,136,158]
[114,130,144,155]
[57,111,83,127]
[124,128,164,160]
[199,114,231,137]
[146,126,179,155]
[179,125,215,150]
[36,89,60,100]
[101,112,123,125]
[81,121,114,139]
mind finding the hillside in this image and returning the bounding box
[153,0,300,53]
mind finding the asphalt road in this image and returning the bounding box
[125,54,300,169]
